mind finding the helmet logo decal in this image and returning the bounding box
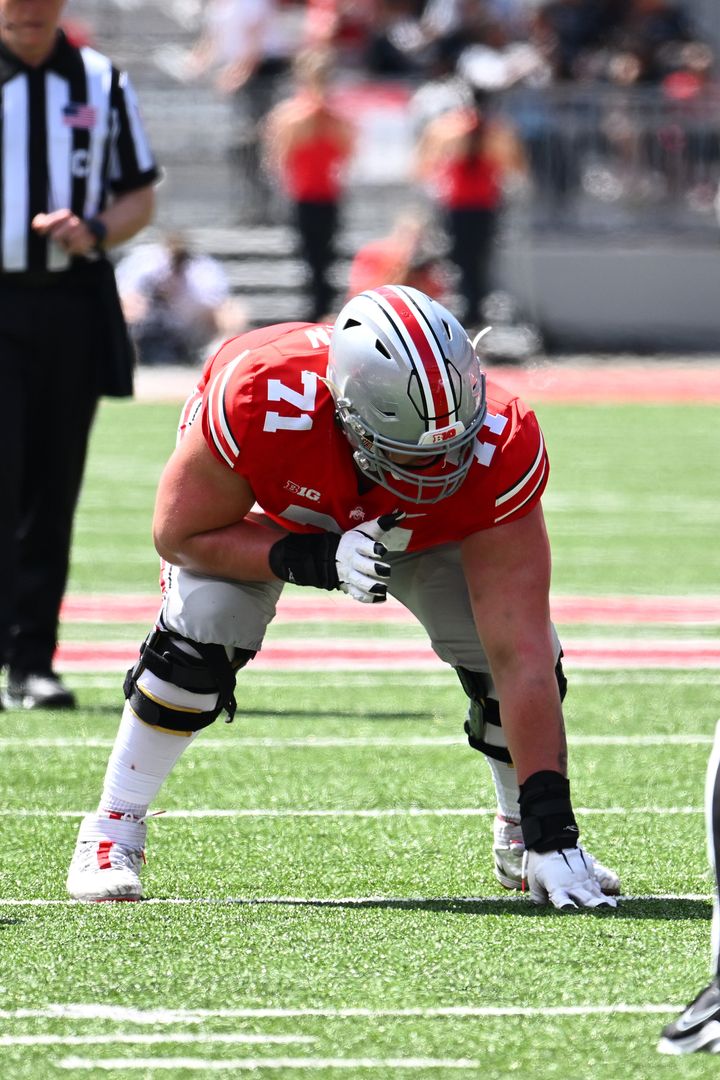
[418,422,465,446]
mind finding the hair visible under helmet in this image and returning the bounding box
[327,284,487,503]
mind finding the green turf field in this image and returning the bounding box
[1,393,720,1078]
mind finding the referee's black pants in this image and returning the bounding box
[0,277,99,676]
[293,200,339,323]
[445,206,499,327]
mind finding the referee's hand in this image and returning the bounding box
[32,210,97,256]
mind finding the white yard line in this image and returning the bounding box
[1,734,715,749]
[0,806,705,819]
[0,893,710,908]
[0,1034,315,1047]
[56,1057,481,1071]
[0,1003,682,1023]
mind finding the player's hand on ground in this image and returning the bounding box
[523,846,618,911]
[336,511,404,604]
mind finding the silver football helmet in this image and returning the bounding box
[327,285,487,503]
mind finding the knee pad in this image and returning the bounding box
[455,667,510,763]
[123,628,255,733]
[455,653,568,764]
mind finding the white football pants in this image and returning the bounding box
[159,533,562,692]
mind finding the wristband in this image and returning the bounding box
[85,216,108,251]
[518,770,579,853]
[268,531,341,590]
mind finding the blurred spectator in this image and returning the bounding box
[528,0,714,87]
[409,35,471,135]
[415,85,530,326]
[482,0,538,38]
[365,0,467,77]
[156,0,294,223]
[303,0,375,67]
[457,8,551,91]
[116,233,233,367]
[263,46,356,321]
[530,0,624,81]
[346,209,450,299]
[609,0,713,86]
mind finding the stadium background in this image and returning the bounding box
[3,5,720,1076]
[67,0,720,351]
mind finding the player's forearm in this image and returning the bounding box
[100,185,155,248]
[153,518,283,582]
[492,668,568,784]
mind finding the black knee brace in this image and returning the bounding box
[455,653,568,764]
[123,628,256,733]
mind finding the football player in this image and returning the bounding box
[67,285,619,909]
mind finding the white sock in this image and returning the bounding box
[99,701,199,817]
[486,757,521,822]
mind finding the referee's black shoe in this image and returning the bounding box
[4,671,76,710]
[658,977,720,1054]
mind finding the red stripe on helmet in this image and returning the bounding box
[375,286,454,425]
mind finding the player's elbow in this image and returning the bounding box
[152,515,189,567]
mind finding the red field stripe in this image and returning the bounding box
[551,596,720,624]
[60,593,720,625]
[55,638,720,671]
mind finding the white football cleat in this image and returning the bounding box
[492,815,620,896]
[493,814,526,889]
[658,977,720,1054]
[67,812,146,902]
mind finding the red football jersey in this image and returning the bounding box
[196,322,549,553]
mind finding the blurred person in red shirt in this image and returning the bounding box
[346,209,449,300]
[303,0,375,66]
[415,84,529,327]
[263,46,356,321]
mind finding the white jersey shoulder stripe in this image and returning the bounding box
[494,457,548,524]
[495,430,545,507]
[207,351,249,467]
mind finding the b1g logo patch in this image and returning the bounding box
[284,480,321,502]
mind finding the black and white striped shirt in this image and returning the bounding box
[0,29,159,274]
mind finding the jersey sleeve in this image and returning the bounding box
[200,340,257,470]
[107,69,160,193]
[492,404,549,526]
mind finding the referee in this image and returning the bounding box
[0,1,159,710]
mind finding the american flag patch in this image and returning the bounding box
[62,102,97,129]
